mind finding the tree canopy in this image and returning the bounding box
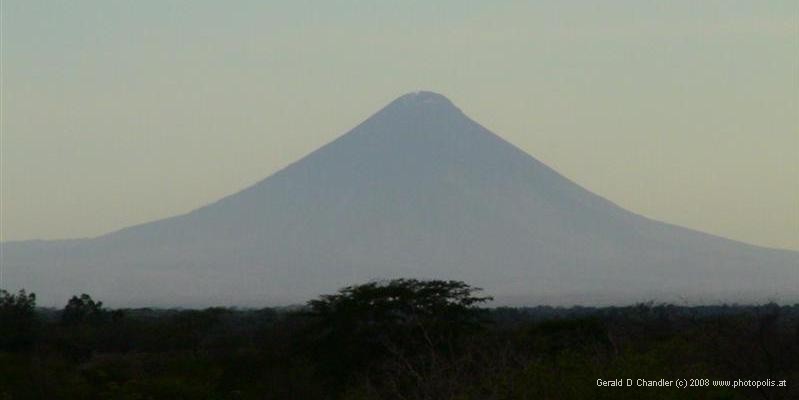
[306,279,492,387]
[61,293,108,325]
[309,278,491,328]
[0,289,38,351]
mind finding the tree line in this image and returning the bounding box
[1,280,797,399]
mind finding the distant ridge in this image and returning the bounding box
[2,91,797,307]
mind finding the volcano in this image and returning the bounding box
[2,91,797,306]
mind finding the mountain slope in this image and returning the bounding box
[2,92,797,306]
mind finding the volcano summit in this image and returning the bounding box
[2,92,797,306]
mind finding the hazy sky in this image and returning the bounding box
[1,1,797,250]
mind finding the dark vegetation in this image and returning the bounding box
[1,281,797,399]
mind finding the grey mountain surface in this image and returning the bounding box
[2,92,797,307]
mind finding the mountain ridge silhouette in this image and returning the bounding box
[2,91,797,307]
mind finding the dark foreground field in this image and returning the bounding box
[1,280,797,400]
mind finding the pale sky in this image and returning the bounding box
[1,1,797,250]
